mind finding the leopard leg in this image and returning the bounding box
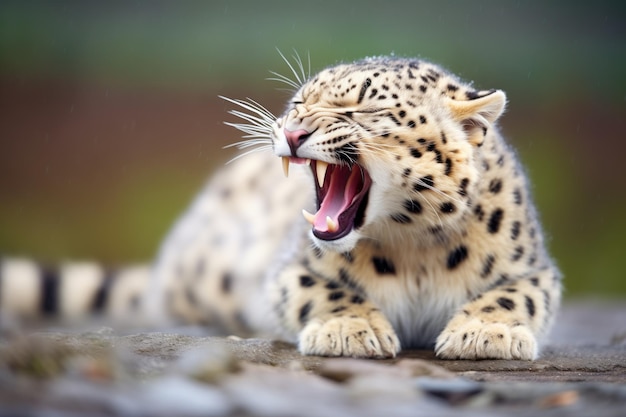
[435,267,561,360]
[270,263,400,358]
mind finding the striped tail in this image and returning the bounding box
[0,257,151,324]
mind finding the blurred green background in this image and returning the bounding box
[0,1,624,297]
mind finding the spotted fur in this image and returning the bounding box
[0,55,561,360]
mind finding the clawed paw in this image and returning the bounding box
[299,311,400,358]
[435,317,537,360]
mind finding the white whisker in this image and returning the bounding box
[244,97,276,120]
[227,110,272,129]
[221,95,277,163]
[225,145,273,165]
[291,49,307,85]
[414,179,467,207]
[276,48,304,86]
[224,121,271,135]
[418,192,444,231]
[224,138,272,149]
[267,72,301,90]
[269,48,312,92]
[219,96,276,125]
[357,141,398,152]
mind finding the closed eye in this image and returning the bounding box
[341,108,384,119]
[353,108,385,114]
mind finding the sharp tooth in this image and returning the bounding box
[326,216,339,233]
[316,161,328,188]
[304,158,311,166]
[282,157,289,178]
[302,209,315,225]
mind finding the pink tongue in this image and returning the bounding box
[313,166,361,232]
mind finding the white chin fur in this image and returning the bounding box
[310,229,361,253]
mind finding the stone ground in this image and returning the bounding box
[0,300,624,417]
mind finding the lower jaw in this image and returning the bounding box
[312,225,353,241]
[309,228,362,253]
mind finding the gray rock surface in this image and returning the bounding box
[0,300,625,416]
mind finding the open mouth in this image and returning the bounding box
[282,157,371,241]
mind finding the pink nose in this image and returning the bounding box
[284,128,310,156]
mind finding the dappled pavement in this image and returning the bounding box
[0,300,624,416]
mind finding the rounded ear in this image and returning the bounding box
[447,89,507,146]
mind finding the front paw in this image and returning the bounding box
[435,317,537,360]
[298,310,400,358]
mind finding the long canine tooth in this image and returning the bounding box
[282,157,289,178]
[302,209,315,225]
[326,216,339,233]
[316,161,328,188]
